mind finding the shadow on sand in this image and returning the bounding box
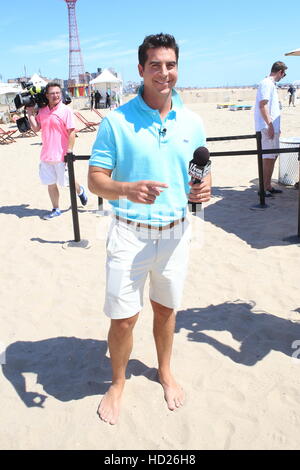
[30,237,67,245]
[0,204,70,219]
[1,337,157,408]
[175,300,300,366]
[204,181,299,249]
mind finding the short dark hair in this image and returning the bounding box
[138,33,179,67]
[271,61,287,73]
[45,81,62,93]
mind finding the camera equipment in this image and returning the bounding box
[14,82,73,132]
[14,81,48,110]
[16,116,31,133]
[61,88,72,105]
[14,81,72,110]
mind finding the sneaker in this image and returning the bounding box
[269,187,283,194]
[258,190,274,198]
[43,208,61,220]
[78,186,88,206]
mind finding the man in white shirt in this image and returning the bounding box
[254,61,287,197]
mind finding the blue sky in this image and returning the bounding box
[1,0,300,87]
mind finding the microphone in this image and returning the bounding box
[159,128,167,136]
[188,146,211,213]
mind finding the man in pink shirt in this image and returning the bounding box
[27,82,88,219]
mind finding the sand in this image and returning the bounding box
[0,90,300,450]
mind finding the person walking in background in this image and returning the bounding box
[94,90,101,109]
[288,85,296,107]
[105,91,111,109]
[27,82,88,219]
[88,33,211,425]
[254,61,288,197]
[90,90,95,110]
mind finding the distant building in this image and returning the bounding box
[52,78,64,88]
[8,77,30,84]
[78,72,91,84]
[6,66,125,92]
[7,75,49,85]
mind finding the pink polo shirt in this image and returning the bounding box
[36,101,75,162]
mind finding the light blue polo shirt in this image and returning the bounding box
[89,87,206,225]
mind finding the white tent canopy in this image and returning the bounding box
[90,68,122,85]
[89,69,123,106]
[30,73,48,87]
[0,82,22,108]
[0,83,22,95]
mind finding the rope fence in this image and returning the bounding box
[64,131,300,243]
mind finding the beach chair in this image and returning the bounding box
[92,108,104,120]
[17,128,38,138]
[0,128,17,144]
[74,112,100,132]
[217,103,235,109]
[229,104,253,111]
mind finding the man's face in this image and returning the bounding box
[46,86,61,107]
[276,69,287,82]
[138,47,178,98]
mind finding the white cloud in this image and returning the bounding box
[84,39,120,50]
[12,36,69,54]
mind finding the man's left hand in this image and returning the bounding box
[187,174,211,203]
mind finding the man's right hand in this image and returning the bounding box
[123,180,168,204]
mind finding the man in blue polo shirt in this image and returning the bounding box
[88,33,211,425]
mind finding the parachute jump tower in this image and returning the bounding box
[64,0,86,88]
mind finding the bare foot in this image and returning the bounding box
[158,371,185,411]
[97,383,124,425]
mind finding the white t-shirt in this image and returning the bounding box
[254,76,280,133]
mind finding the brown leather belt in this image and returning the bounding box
[115,215,185,231]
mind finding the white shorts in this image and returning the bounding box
[261,129,280,159]
[104,218,191,319]
[39,161,69,186]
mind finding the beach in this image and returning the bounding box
[0,90,300,450]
